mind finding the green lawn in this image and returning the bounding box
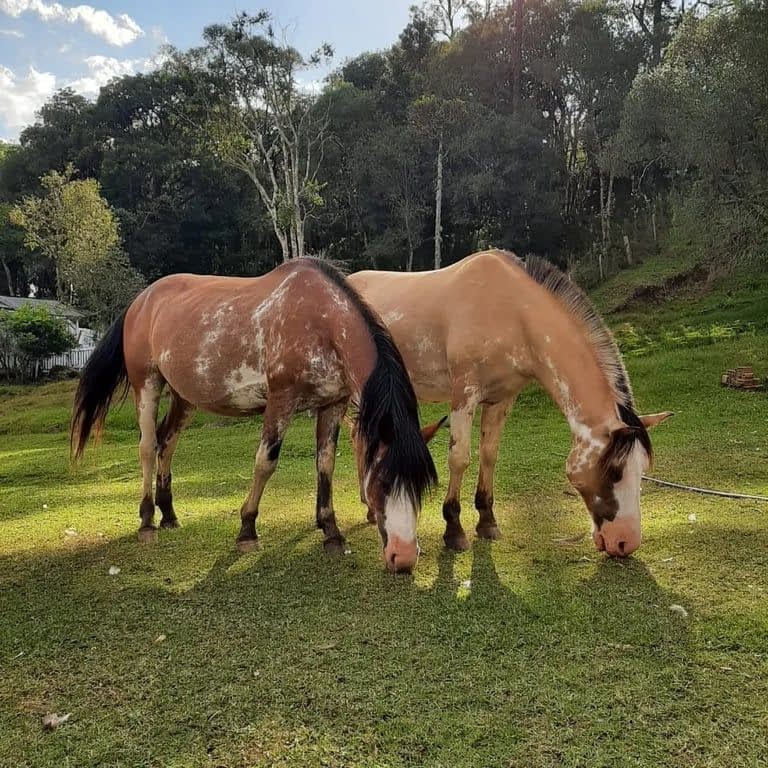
[1,331,768,766]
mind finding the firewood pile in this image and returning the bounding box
[721,366,765,390]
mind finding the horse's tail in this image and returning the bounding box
[70,309,129,461]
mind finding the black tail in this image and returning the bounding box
[300,257,438,506]
[70,309,129,461]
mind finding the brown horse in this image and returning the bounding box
[349,250,672,557]
[71,258,437,573]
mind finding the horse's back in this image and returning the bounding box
[122,261,368,414]
[349,250,535,402]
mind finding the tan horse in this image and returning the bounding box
[349,250,671,557]
[71,258,437,573]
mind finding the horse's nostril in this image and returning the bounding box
[617,540,626,555]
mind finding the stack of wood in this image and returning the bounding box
[721,366,765,390]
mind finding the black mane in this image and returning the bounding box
[302,257,438,505]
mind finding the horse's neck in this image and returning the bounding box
[336,323,378,401]
[529,321,620,438]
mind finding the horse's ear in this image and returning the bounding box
[421,415,448,444]
[639,411,674,428]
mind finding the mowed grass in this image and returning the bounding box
[1,333,768,767]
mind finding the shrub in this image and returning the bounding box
[0,304,77,382]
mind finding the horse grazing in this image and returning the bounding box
[349,250,672,557]
[71,258,437,573]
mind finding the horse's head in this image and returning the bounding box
[566,411,672,557]
[354,417,443,573]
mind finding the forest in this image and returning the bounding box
[0,0,765,326]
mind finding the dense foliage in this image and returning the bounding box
[0,0,762,307]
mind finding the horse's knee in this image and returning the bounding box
[448,442,470,476]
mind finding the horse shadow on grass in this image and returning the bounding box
[0,513,699,768]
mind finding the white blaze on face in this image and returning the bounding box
[383,485,419,546]
[613,442,647,523]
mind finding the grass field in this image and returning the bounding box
[2,286,768,766]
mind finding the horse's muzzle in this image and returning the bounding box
[385,535,419,574]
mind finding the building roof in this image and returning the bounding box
[0,296,85,319]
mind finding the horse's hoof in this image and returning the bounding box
[444,532,470,552]
[476,524,502,541]
[160,518,180,530]
[138,527,158,544]
[366,509,377,525]
[236,538,260,554]
[323,538,347,555]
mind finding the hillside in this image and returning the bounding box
[592,255,768,358]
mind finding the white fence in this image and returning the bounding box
[41,346,95,372]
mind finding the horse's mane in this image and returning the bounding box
[498,251,652,467]
[300,257,437,504]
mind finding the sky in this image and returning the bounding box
[0,0,416,141]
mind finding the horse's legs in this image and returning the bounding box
[350,422,376,524]
[442,389,479,552]
[315,402,348,554]
[474,399,512,540]
[236,399,294,553]
[155,392,196,529]
[135,375,164,542]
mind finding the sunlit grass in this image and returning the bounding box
[1,333,767,767]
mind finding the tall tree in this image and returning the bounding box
[172,12,333,262]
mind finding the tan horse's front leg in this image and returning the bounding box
[236,399,294,553]
[442,390,479,552]
[474,399,513,540]
[350,421,377,525]
[315,402,348,554]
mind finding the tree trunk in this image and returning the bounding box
[623,234,633,266]
[434,133,444,271]
[598,168,614,281]
[512,0,524,114]
[1,259,14,296]
[652,0,664,66]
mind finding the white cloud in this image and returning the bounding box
[0,65,56,133]
[0,0,143,46]
[0,53,158,139]
[67,54,140,95]
[0,26,23,36]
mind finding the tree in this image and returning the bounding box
[93,71,266,279]
[409,95,468,269]
[426,0,472,40]
[611,3,768,269]
[353,126,430,271]
[0,204,25,296]
[11,167,143,326]
[0,304,76,382]
[172,13,333,262]
[0,91,99,200]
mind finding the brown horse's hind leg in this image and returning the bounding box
[474,400,512,540]
[236,399,294,553]
[134,375,164,543]
[315,402,348,555]
[155,392,196,529]
[442,389,479,552]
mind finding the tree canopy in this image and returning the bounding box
[0,0,762,305]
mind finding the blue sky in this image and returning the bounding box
[0,0,416,140]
